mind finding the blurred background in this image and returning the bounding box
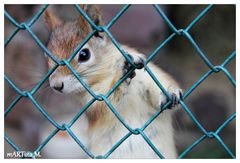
[4,4,236,158]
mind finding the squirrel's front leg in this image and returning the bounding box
[128,54,183,110]
[121,51,183,110]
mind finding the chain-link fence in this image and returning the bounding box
[4,4,236,158]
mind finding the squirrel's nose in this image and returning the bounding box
[53,82,64,92]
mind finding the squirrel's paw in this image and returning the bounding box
[159,86,183,109]
[123,54,145,84]
[127,53,145,69]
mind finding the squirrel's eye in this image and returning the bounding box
[78,48,91,63]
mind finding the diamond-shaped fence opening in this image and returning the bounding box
[4,4,236,159]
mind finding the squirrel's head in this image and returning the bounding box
[44,5,116,95]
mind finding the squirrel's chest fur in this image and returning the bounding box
[85,68,177,158]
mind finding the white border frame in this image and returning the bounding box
[1,0,239,162]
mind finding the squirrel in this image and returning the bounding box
[43,5,183,159]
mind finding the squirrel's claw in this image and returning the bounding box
[159,86,183,109]
[123,54,145,84]
[127,54,145,69]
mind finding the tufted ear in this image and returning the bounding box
[43,8,62,32]
[80,4,103,26]
[80,4,104,38]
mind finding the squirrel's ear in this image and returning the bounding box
[43,9,62,32]
[80,4,103,26]
[80,5,104,38]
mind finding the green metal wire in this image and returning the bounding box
[4,4,236,159]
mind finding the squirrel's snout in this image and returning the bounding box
[51,81,64,93]
[49,75,77,94]
[53,82,64,92]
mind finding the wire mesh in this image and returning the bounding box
[4,4,236,159]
